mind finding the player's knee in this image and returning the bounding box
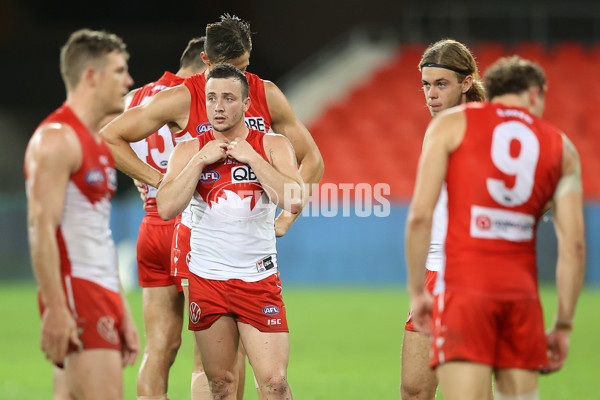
[400,381,436,400]
[495,389,539,400]
[259,375,291,396]
[207,371,236,398]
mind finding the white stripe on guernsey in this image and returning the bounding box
[64,275,78,319]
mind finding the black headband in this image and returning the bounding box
[421,62,471,76]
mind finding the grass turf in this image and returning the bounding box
[0,283,597,399]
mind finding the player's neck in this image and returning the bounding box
[490,93,531,112]
[213,124,249,142]
[65,92,110,136]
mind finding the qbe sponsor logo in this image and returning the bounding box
[262,305,280,315]
[196,122,212,134]
[244,117,266,132]
[189,302,202,324]
[201,170,220,184]
[231,165,257,183]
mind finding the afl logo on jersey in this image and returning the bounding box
[85,168,105,186]
[262,305,280,315]
[196,122,212,135]
[200,170,220,183]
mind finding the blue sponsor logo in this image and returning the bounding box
[196,122,212,134]
[85,168,105,186]
[262,305,280,315]
[200,170,220,183]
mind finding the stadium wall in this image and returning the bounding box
[3,197,598,285]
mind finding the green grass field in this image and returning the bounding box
[0,283,598,399]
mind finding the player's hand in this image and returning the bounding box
[133,179,148,202]
[540,329,570,374]
[120,314,139,367]
[226,139,259,165]
[40,306,80,365]
[408,289,434,335]
[274,211,295,237]
[197,140,228,166]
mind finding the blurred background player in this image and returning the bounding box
[156,63,302,400]
[405,56,586,400]
[400,38,485,400]
[24,29,139,400]
[126,37,207,400]
[101,13,324,399]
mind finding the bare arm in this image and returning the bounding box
[25,123,82,363]
[544,134,586,373]
[100,85,192,188]
[405,110,465,333]
[265,81,324,233]
[156,139,227,220]
[226,135,303,213]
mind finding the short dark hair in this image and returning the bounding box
[484,56,546,100]
[205,14,252,63]
[60,29,128,90]
[180,36,206,70]
[206,63,249,98]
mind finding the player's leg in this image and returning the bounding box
[53,366,75,400]
[194,315,241,400]
[437,361,492,400]
[137,285,184,398]
[238,323,292,400]
[400,330,437,400]
[64,349,123,400]
[235,340,247,400]
[494,369,538,399]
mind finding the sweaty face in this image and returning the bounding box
[205,77,249,132]
[421,67,465,117]
[97,51,134,115]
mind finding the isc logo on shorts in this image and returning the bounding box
[231,165,257,183]
[262,305,280,315]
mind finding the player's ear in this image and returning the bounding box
[461,75,473,94]
[201,52,211,67]
[243,96,251,112]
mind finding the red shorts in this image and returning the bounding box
[38,277,124,356]
[137,216,182,291]
[171,220,191,278]
[405,269,438,332]
[187,272,288,333]
[430,290,549,370]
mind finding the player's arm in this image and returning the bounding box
[265,81,324,233]
[405,109,465,333]
[100,85,192,188]
[226,135,303,214]
[25,124,82,364]
[156,139,227,220]
[544,134,586,373]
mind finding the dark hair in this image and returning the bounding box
[180,36,206,70]
[205,14,252,63]
[60,29,128,90]
[419,39,485,102]
[206,63,249,98]
[484,56,546,100]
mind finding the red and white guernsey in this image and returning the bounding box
[188,129,278,282]
[438,102,564,298]
[175,71,273,229]
[29,104,119,292]
[129,71,183,217]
